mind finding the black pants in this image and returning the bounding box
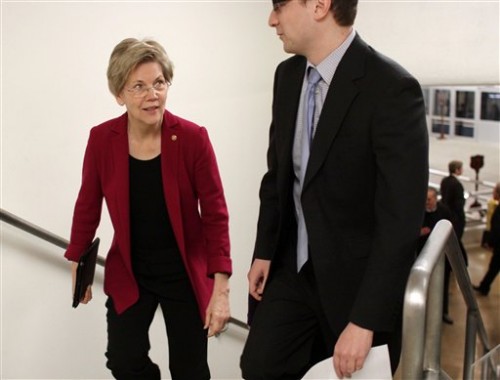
[240,263,336,380]
[105,275,210,380]
[240,262,402,380]
[478,247,500,293]
[443,258,452,315]
[443,240,468,314]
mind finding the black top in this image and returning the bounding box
[129,154,179,254]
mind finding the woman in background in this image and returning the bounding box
[474,182,500,296]
[65,38,232,380]
[481,182,500,248]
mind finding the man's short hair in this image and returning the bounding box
[330,0,358,26]
[428,187,438,198]
[448,160,463,174]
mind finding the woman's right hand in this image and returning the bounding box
[71,262,93,304]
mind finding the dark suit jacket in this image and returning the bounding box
[65,111,232,318]
[440,175,466,238]
[253,35,429,338]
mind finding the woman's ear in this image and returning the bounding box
[115,94,125,106]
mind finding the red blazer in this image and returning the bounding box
[65,110,232,319]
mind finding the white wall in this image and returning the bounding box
[356,0,499,86]
[2,0,286,329]
[1,1,499,379]
[1,223,247,379]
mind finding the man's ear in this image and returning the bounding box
[314,0,332,20]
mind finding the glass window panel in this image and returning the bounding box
[455,121,474,137]
[480,92,500,121]
[433,89,450,117]
[455,91,475,119]
[431,120,450,135]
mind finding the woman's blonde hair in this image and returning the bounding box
[107,38,174,97]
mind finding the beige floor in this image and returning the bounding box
[439,245,499,380]
[394,245,499,380]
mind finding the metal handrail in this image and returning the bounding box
[401,220,494,379]
[0,208,249,331]
[5,206,496,376]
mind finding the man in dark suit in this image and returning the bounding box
[440,160,468,265]
[439,160,468,325]
[240,0,429,379]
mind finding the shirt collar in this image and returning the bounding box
[306,29,356,86]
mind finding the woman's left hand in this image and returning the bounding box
[205,273,230,337]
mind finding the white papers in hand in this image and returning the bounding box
[302,344,392,379]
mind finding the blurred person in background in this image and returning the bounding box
[474,182,500,296]
[440,160,468,265]
[440,160,469,325]
[418,187,454,324]
[481,182,500,248]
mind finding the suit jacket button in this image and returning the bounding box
[171,135,177,141]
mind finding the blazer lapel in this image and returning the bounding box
[160,111,186,256]
[110,114,133,274]
[303,35,367,190]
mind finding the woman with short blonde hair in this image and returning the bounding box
[65,38,231,379]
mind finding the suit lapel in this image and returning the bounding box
[303,35,367,190]
[276,58,306,186]
[280,60,305,153]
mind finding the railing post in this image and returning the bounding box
[463,309,478,380]
[425,251,445,375]
[401,226,449,380]
[401,269,427,379]
[444,225,492,380]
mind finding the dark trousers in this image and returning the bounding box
[240,263,336,380]
[443,259,452,315]
[443,239,468,315]
[478,247,500,293]
[105,278,210,380]
[240,261,402,380]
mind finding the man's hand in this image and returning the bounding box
[333,323,373,378]
[247,259,271,301]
